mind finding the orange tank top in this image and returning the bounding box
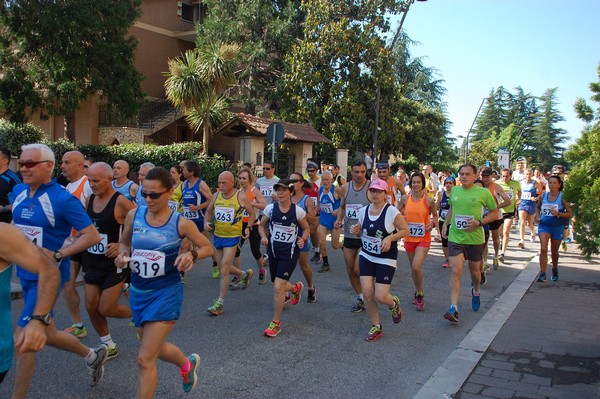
[242,186,256,224]
[404,193,431,242]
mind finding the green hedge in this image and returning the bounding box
[0,120,45,156]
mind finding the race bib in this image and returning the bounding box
[311,197,318,208]
[215,207,234,223]
[16,224,43,247]
[408,222,425,237]
[346,204,362,220]
[168,200,179,212]
[182,206,199,219]
[361,235,382,255]
[272,224,297,243]
[440,209,448,219]
[454,215,474,230]
[521,192,532,200]
[261,185,273,198]
[541,204,558,217]
[130,249,166,278]
[88,234,108,255]
[320,203,333,214]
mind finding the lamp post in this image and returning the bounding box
[509,126,531,168]
[463,95,489,163]
[372,0,428,164]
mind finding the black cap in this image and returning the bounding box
[481,167,493,176]
[516,156,526,162]
[273,179,294,191]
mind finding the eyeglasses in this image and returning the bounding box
[263,167,272,170]
[18,160,51,169]
[140,190,168,199]
[307,169,316,173]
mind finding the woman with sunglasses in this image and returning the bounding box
[290,173,318,303]
[115,167,214,398]
[397,172,438,311]
[350,179,409,342]
[437,177,456,268]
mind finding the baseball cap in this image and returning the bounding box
[480,167,493,176]
[368,178,388,192]
[376,161,390,170]
[516,156,526,162]
[552,164,565,172]
[273,179,294,191]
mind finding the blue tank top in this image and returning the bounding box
[359,204,398,261]
[520,181,537,206]
[319,186,341,227]
[130,206,183,290]
[439,190,450,221]
[181,178,207,226]
[540,192,565,228]
[112,180,134,201]
[293,195,309,239]
[267,202,300,259]
[0,266,12,373]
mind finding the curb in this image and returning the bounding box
[414,255,539,399]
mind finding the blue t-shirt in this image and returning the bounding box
[12,181,93,283]
[0,265,12,373]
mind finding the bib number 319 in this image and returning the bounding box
[130,249,166,278]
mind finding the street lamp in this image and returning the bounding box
[463,96,489,164]
[372,0,428,163]
[509,126,532,167]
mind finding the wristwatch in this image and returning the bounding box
[30,313,52,325]
[54,251,64,262]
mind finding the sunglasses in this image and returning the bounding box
[18,160,51,169]
[141,190,168,199]
[307,169,316,173]
[263,167,272,170]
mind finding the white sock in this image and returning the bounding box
[84,348,97,364]
[100,334,114,347]
[358,294,364,301]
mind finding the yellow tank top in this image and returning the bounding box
[214,189,245,238]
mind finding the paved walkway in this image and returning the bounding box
[417,246,600,399]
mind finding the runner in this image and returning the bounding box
[169,165,184,213]
[290,173,318,303]
[496,168,521,262]
[335,160,371,312]
[112,160,137,202]
[479,167,511,270]
[549,165,572,252]
[536,175,572,282]
[259,179,310,337]
[436,176,455,268]
[82,162,136,360]
[375,161,405,204]
[11,144,106,397]
[304,162,322,263]
[204,171,256,316]
[349,179,409,341]
[328,163,346,187]
[0,147,21,224]
[422,165,437,199]
[316,171,342,273]
[115,166,214,397]
[134,162,156,206]
[0,223,59,388]
[61,150,93,339]
[517,169,542,249]
[511,156,527,182]
[441,164,498,324]
[397,172,438,311]
[534,168,547,192]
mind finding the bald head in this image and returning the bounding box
[113,160,130,181]
[88,162,116,197]
[61,151,85,181]
[89,162,114,179]
[218,171,235,195]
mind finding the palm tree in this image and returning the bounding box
[164,42,239,154]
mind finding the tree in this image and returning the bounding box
[164,43,240,154]
[564,64,600,259]
[0,0,144,140]
[195,0,304,115]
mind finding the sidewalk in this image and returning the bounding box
[419,246,600,399]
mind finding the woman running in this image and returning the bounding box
[115,167,214,398]
[536,175,572,282]
[316,171,342,273]
[259,179,310,337]
[518,169,542,248]
[397,172,438,311]
[437,176,455,268]
[350,179,409,341]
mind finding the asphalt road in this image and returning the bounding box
[1,232,537,399]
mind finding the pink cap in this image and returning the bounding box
[368,178,388,192]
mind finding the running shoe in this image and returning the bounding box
[351,298,365,313]
[207,299,224,315]
[264,321,282,337]
[471,288,480,312]
[212,264,220,279]
[498,252,505,264]
[414,294,425,311]
[442,260,449,269]
[318,263,331,273]
[530,233,536,242]
[180,353,200,393]
[258,268,267,285]
[106,343,119,360]
[65,324,87,339]
[537,272,547,283]
[241,269,254,289]
[310,252,321,263]
[88,344,108,387]
[284,292,291,304]
[444,305,459,323]
[390,296,402,323]
[551,269,559,282]
[180,273,186,285]
[561,242,568,252]
[517,240,525,249]
[229,275,241,289]
[493,257,499,270]
[307,286,316,303]
[564,237,572,244]
[291,282,303,305]
[364,325,383,342]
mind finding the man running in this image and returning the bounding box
[204,171,256,316]
[375,161,405,205]
[480,167,511,270]
[497,168,521,261]
[511,156,527,182]
[335,160,371,312]
[304,161,322,263]
[112,160,137,202]
[0,147,21,224]
[11,144,107,397]
[441,164,498,323]
[134,162,156,206]
[82,162,136,359]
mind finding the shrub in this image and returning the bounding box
[0,119,45,155]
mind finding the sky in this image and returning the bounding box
[394,0,600,146]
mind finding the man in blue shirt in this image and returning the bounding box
[0,147,21,223]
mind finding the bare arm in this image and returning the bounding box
[203,192,219,231]
[495,184,511,209]
[250,187,267,211]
